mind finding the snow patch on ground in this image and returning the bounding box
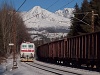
[34,60,100,75]
[0,58,100,75]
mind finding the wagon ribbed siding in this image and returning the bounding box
[49,43,53,61]
[66,32,100,68]
[96,32,100,68]
[37,31,100,69]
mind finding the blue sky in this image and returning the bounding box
[0,0,84,12]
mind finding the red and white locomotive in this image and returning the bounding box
[20,42,35,62]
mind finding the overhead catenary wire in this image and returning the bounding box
[16,0,26,12]
[4,0,27,36]
[59,0,74,10]
[23,0,75,22]
[46,0,60,10]
[73,12,91,14]
[73,16,90,26]
[73,12,91,22]
[73,11,99,27]
[81,12,89,20]
[23,0,60,22]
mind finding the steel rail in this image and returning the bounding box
[24,62,81,75]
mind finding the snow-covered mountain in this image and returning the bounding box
[20,6,74,41]
[55,8,74,18]
[21,6,74,29]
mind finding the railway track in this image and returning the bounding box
[24,62,81,75]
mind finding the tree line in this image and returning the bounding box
[0,3,32,58]
[68,0,100,37]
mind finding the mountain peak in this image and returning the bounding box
[21,6,74,29]
[34,6,41,8]
[55,8,74,18]
[29,6,43,14]
[32,6,42,10]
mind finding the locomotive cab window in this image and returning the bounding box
[28,45,33,48]
[22,45,27,48]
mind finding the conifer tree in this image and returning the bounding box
[68,0,93,37]
[80,0,92,32]
[68,3,83,37]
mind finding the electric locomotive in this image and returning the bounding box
[20,42,35,62]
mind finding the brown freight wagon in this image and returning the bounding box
[48,40,65,63]
[37,31,100,68]
[37,43,49,61]
[65,31,100,68]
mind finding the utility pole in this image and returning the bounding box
[12,10,18,69]
[91,10,94,32]
[91,10,98,32]
[91,11,98,61]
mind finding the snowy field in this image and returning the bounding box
[0,57,100,75]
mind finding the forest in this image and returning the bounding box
[68,0,100,36]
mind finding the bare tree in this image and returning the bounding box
[0,2,32,57]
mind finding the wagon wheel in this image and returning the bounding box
[91,64,94,68]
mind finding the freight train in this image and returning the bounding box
[37,31,100,69]
[20,42,35,62]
